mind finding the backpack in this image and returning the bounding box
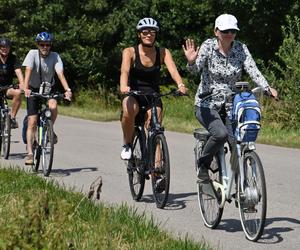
[231,91,261,142]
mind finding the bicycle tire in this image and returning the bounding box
[197,155,224,228]
[151,133,170,209]
[1,112,11,159]
[41,119,54,176]
[33,142,41,172]
[128,129,146,201]
[238,151,267,241]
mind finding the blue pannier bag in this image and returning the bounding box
[231,91,261,142]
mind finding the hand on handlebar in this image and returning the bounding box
[268,87,279,100]
[64,90,72,101]
[24,88,31,98]
[120,85,130,94]
[178,85,188,95]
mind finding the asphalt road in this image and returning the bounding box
[2,110,300,250]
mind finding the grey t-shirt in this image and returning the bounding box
[22,49,64,88]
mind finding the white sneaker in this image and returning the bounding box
[121,144,132,160]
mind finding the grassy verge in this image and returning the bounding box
[57,89,300,149]
[0,168,209,249]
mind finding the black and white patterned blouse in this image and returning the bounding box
[187,38,270,109]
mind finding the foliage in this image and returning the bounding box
[1,0,300,128]
[265,16,300,128]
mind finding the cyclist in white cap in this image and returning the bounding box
[119,17,187,160]
[183,14,277,180]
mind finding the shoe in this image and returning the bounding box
[155,177,166,193]
[25,154,34,165]
[120,144,132,160]
[197,164,209,180]
[11,118,19,129]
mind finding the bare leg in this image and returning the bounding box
[6,88,22,118]
[48,99,58,123]
[26,115,38,155]
[121,96,139,145]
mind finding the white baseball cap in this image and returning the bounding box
[214,14,240,31]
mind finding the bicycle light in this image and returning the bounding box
[45,109,51,118]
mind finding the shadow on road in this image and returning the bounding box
[258,217,300,244]
[7,152,27,160]
[141,192,197,210]
[212,216,300,245]
[44,167,98,177]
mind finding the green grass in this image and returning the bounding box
[0,168,209,250]
[57,89,300,149]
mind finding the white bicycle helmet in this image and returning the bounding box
[136,17,159,31]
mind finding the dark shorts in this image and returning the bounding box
[26,86,58,116]
[133,95,163,110]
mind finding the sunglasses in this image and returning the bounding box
[220,29,237,34]
[38,43,51,48]
[140,30,157,36]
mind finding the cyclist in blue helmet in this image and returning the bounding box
[0,37,24,129]
[22,32,72,165]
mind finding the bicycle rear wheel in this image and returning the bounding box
[127,129,146,201]
[1,112,11,159]
[238,151,267,241]
[151,133,170,209]
[41,120,54,176]
[197,155,223,228]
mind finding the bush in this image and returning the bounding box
[266,16,300,128]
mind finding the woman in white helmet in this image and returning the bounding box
[119,17,187,160]
[183,14,278,180]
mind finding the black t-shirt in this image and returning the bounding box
[0,53,21,86]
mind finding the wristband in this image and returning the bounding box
[178,83,185,88]
[65,88,72,92]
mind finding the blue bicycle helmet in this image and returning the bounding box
[0,37,11,47]
[35,32,53,42]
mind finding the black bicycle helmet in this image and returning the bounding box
[0,38,11,47]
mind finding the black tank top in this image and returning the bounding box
[129,45,161,93]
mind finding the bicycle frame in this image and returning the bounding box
[211,142,257,208]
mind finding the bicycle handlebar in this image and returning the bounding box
[0,84,15,92]
[29,92,66,100]
[126,89,188,98]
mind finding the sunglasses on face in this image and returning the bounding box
[220,29,237,34]
[140,30,157,36]
[38,43,51,48]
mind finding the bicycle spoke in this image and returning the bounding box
[197,156,223,228]
[238,151,266,241]
[128,130,145,201]
[151,134,170,209]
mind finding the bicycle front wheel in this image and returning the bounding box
[238,151,267,241]
[197,155,223,228]
[127,130,146,201]
[151,134,170,209]
[33,141,41,172]
[1,112,11,159]
[41,120,54,176]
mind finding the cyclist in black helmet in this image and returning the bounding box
[22,32,72,165]
[0,37,24,129]
[119,17,187,160]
